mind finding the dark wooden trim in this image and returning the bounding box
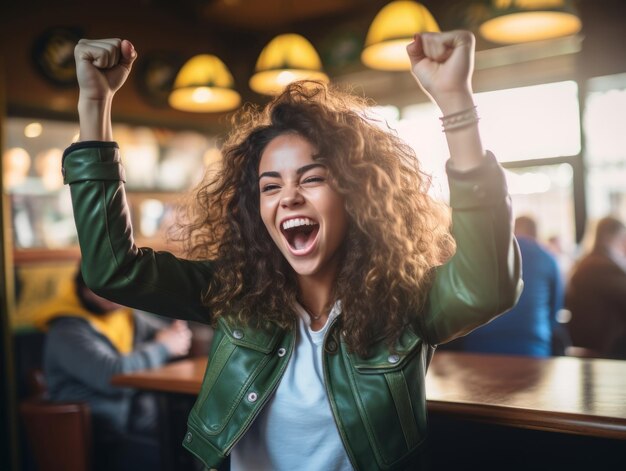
[428,401,626,440]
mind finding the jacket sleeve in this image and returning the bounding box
[421,151,523,346]
[46,317,170,397]
[62,141,213,324]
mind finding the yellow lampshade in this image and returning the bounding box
[479,0,582,44]
[361,1,440,71]
[249,33,329,96]
[169,54,241,112]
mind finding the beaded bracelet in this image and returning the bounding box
[440,106,480,132]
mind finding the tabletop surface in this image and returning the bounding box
[112,351,626,439]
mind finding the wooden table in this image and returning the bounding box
[113,352,626,470]
[113,352,626,439]
[426,352,626,439]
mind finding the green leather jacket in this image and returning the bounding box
[63,142,522,471]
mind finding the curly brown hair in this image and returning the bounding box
[177,81,455,356]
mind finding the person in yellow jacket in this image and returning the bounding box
[33,266,192,471]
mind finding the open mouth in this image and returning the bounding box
[280,217,320,253]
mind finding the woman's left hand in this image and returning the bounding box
[406,30,475,111]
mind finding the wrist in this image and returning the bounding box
[78,96,113,119]
[433,89,475,116]
[78,96,113,141]
[440,106,479,133]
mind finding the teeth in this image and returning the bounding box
[282,217,316,231]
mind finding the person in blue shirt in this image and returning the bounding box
[448,215,567,356]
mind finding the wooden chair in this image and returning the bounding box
[19,369,93,471]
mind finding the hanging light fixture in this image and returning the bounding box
[249,33,329,96]
[361,1,440,71]
[479,0,582,44]
[169,54,241,112]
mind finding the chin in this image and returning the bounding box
[286,259,320,277]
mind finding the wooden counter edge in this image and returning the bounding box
[427,400,626,440]
[111,375,201,395]
[111,374,626,440]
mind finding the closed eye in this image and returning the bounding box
[301,175,326,186]
[260,183,281,193]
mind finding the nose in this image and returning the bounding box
[280,185,304,208]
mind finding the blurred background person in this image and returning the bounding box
[33,265,192,471]
[444,215,568,356]
[546,234,575,284]
[566,216,626,359]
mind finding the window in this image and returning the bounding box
[400,80,581,164]
[394,81,582,252]
[583,73,626,223]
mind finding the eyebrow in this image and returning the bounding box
[258,163,326,180]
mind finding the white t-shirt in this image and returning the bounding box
[230,301,353,471]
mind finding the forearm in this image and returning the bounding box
[90,343,169,395]
[437,90,485,172]
[49,323,169,396]
[423,154,523,345]
[78,97,113,141]
[406,31,486,171]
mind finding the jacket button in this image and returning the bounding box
[247,392,258,402]
[184,431,193,443]
[233,329,244,339]
[326,340,338,353]
[277,347,287,357]
[388,354,400,364]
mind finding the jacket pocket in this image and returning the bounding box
[189,318,283,438]
[348,327,422,373]
[346,330,430,469]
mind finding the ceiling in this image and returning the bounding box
[4,0,621,130]
[149,0,476,38]
[132,0,480,110]
[183,0,380,32]
[0,0,470,128]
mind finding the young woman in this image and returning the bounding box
[65,30,521,471]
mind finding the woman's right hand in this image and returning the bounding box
[75,38,137,101]
[74,38,137,141]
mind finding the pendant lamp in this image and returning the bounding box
[361,1,440,71]
[249,33,329,96]
[169,54,241,112]
[479,0,582,44]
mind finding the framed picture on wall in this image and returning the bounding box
[31,27,83,87]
